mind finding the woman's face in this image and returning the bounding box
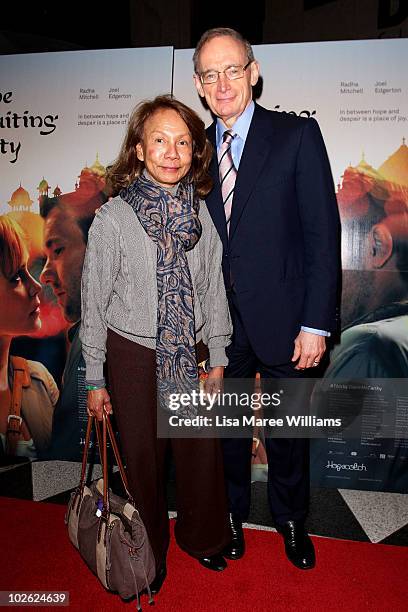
[136,108,193,188]
[0,256,42,337]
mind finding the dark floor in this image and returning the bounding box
[1,461,407,546]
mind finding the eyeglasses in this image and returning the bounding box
[199,61,252,85]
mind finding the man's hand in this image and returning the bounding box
[203,366,224,395]
[87,387,113,421]
[291,330,326,370]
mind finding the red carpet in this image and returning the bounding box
[0,497,407,611]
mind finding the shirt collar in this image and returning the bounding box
[216,101,255,148]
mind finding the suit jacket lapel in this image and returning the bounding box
[229,105,274,242]
[205,122,228,248]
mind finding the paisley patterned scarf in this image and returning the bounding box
[120,173,201,415]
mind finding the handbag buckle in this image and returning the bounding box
[7,414,23,425]
[97,508,109,543]
[7,414,23,434]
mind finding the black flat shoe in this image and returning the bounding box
[198,553,227,571]
[276,520,315,570]
[149,564,167,594]
[222,514,245,560]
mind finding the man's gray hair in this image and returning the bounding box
[193,27,255,74]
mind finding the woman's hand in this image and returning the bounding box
[87,387,113,421]
[203,366,224,396]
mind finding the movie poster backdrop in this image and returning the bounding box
[1,39,407,492]
[0,47,173,462]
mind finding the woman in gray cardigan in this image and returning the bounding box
[80,95,232,594]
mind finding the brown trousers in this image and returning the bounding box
[106,329,230,570]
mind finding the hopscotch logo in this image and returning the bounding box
[326,461,367,472]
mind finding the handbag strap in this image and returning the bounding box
[78,411,135,511]
[104,411,133,500]
[78,414,94,492]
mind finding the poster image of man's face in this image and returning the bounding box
[40,206,86,324]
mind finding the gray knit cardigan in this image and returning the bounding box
[80,194,232,382]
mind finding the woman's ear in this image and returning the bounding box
[369,223,393,268]
[136,142,144,162]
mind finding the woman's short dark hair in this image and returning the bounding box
[107,95,213,198]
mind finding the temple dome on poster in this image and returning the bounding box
[89,154,106,177]
[8,184,33,211]
[38,178,50,196]
[354,154,383,181]
[378,138,408,187]
[337,141,408,221]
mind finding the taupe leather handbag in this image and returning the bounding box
[65,411,156,608]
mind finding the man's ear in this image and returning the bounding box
[250,60,260,87]
[193,73,205,98]
[136,142,144,162]
[369,223,393,268]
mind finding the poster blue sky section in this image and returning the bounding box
[173,39,407,196]
[0,47,173,213]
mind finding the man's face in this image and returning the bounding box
[193,35,259,128]
[40,206,86,323]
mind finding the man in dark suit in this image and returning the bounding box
[193,28,340,569]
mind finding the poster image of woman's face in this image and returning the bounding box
[0,216,42,338]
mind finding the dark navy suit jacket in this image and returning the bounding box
[205,103,340,366]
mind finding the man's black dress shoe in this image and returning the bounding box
[198,553,227,571]
[276,521,315,570]
[150,564,167,594]
[222,514,245,560]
